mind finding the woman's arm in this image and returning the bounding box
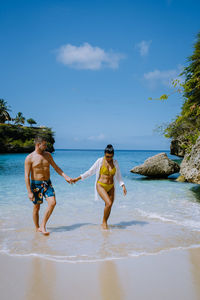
[72,158,101,183]
[115,160,127,196]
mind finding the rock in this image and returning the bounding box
[170,139,186,157]
[176,175,186,182]
[180,137,200,184]
[130,152,180,178]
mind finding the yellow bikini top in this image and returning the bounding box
[100,158,116,176]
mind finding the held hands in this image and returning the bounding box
[64,174,81,184]
[63,174,73,184]
[71,177,81,184]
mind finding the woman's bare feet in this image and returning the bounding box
[101,223,108,230]
[38,227,50,236]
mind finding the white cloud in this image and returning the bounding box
[144,65,184,88]
[56,43,124,70]
[88,133,105,141]
[136,40,152,56]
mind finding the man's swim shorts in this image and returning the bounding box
[31,179,55,204]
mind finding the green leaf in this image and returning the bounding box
[159,94,168,100]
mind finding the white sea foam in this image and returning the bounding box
[135,208,200,231]
[1,244,200,264]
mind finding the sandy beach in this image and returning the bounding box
[1,247,200,300]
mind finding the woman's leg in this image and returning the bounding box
[97,183,114,229]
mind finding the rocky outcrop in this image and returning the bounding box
[180,137,200,184]
[130,152,180,178]
[170,138,187,157]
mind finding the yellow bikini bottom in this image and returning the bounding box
[97,181,114,192]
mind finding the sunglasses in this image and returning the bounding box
[105,154,113,159]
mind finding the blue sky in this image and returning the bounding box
[1,0,200,149]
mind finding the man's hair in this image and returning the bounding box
[34,135,47,144]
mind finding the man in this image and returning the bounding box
[25,136,72,235]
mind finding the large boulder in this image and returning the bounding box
[180,137,200,184]
[130,152,180,178]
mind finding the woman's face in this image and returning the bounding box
[105,153,114,161]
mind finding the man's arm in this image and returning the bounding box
[46,153,72,183]
[25,156,35,201]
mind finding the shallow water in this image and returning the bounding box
[0,150,200,262]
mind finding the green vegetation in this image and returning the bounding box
[0,99,11,123]
[155,32,200,154]
[0,100,55,153]
[0,124,55,153]
[14,112,26,125]
[27,118,37,126]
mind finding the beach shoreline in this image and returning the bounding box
[1,247,200,300]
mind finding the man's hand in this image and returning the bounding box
[28,192,35,202]
[63,175,73,184]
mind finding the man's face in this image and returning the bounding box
[38,141,47,152]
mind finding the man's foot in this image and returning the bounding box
[101,223,108,230]
[38,227,50,236]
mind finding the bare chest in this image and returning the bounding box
[32,156,50,169]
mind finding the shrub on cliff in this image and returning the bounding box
[164,32,200,153]
[0,124,55,153]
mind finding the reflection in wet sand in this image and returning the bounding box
[26,234,56,300]
[189,248,200,300]
[99,261,124,300]
[26,258,55,300]
[99,230,124,300]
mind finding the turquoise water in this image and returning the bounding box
[1,150,200,262]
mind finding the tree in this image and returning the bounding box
[164,32,200,142]
[151,32,200,154]
[27,118,37,127]
[14,112,25,125]
[0,99,11,123]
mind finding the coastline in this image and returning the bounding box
[1,247,200,300]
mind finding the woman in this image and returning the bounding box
[72,145,127,229]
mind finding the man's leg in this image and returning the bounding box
[39,196,56,235]
[33,204,40,231]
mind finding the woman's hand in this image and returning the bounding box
[122,185,127,196]
[71,176,81,183]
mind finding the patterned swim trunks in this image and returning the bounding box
[31,179,55,205]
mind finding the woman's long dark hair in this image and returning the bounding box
[104,144,114,155]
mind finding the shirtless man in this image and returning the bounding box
[25,135,72,235]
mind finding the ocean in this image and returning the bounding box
[0,149,200,262]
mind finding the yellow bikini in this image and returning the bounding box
[97,158,116,192]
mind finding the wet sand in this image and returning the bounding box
[1,247,200,300]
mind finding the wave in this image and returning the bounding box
[1,244,200,264]
[135,208,200,231]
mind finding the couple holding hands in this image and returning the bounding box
[25,136,127,235]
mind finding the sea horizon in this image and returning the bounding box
[55,148,171,152]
